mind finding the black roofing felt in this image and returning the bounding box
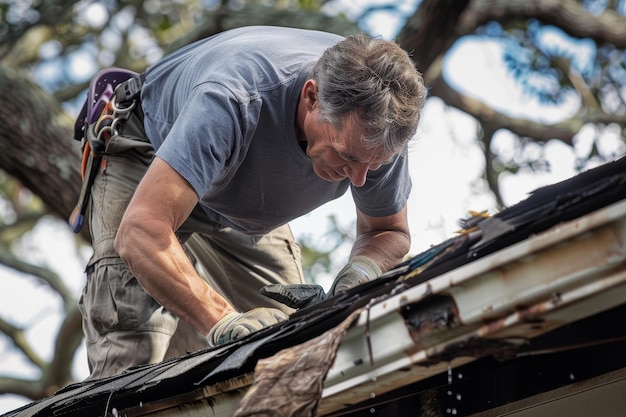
[4,154,626,417]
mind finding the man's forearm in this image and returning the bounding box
[114,219,234,335]
[350,229,411,273]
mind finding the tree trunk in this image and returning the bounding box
[0,66,88,240]
[397,0,471,71]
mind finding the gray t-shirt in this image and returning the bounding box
[141,26,412,235]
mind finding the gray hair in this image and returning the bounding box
[312,33,427,154]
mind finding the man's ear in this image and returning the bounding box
[302,79,318,110]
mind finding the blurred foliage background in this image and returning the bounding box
[0,0,624,408]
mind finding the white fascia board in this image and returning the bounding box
[319,200,626,414]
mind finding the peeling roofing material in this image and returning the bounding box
[5,155,626,417]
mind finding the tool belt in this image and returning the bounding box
[69,68,145,233]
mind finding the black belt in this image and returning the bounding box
[114,72,145,106]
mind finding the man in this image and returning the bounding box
[77,25,427,379]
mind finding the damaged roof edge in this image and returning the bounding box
[317,200,626,414]
[126,199,626,417]
[4,156,626,417]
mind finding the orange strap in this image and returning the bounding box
[81,142,90,179]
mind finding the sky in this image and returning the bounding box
[1,1,625,413]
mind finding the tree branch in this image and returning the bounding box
[0,317,45,371]
[428,71,626,145]
[0,213,43,245]
[462,0,626,48]
[397,0,471,71]
[45,306,83,391]
[0,377,48,400]
[0,248,75,305]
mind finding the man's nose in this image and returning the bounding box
[344,163,369,187]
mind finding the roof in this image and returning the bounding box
[4,154,626,417]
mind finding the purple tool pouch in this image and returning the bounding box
[69,68,139,233]
[73,68,139,142]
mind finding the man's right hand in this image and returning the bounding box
[207,307,289,347]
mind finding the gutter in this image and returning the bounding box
[318,199,626,415]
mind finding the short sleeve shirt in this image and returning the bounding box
[140,26,412,235]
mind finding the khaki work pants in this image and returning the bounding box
[78,109,305,380]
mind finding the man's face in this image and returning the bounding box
[300,84,395,188]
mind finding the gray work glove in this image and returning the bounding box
[329,255,382,295]
[207,307,288,347]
